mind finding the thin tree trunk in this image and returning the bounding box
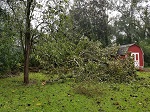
[24,0,32,84]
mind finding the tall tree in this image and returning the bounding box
[112,0,137,44]
[70,0,110,46]
[110,0,150,45]
[136,4,150,40]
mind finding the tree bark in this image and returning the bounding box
[24,37,30,84]
[24,0,32,84]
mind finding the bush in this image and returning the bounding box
[0,38,22,77]
[0,14,22,77]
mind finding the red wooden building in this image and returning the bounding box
[117,43,144,70]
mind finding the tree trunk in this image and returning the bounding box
[24,0,32,84]
[24,34,30,84]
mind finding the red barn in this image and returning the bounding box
[117,43,144,70]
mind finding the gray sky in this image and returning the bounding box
[32,0,150,28]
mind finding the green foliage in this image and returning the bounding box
[104,58,136,83]
[72,37,136,83]
[1,0,143,83]
[35,34,76,71]
[36,35,136,83]
[139,40,150,67]
[29,54,40,68]
[0,9,22,76]
[70,0,110,46]
[0,37,22,76]
[113,0,150,45]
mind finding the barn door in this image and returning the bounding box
[131,53,139,68]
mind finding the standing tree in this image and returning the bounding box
[0,0,34,83]
[0,0,69,84]
[70,0,110,47]
[110,0,150,45]
[111,0,138,44]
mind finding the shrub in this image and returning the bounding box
[0,38,22,77]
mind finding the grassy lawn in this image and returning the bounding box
[0,72,150,112]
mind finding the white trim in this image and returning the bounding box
[131,52,140,68]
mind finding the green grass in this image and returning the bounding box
[0,72,150,112]
[0,73,98,112]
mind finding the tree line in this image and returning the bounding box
[0,0,149,84]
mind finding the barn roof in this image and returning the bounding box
[117,43,135,55]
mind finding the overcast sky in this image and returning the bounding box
[32,0,150,28]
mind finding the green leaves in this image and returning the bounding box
[35,34,136,83]
[71,0,110,46]
[0,28,22,76]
